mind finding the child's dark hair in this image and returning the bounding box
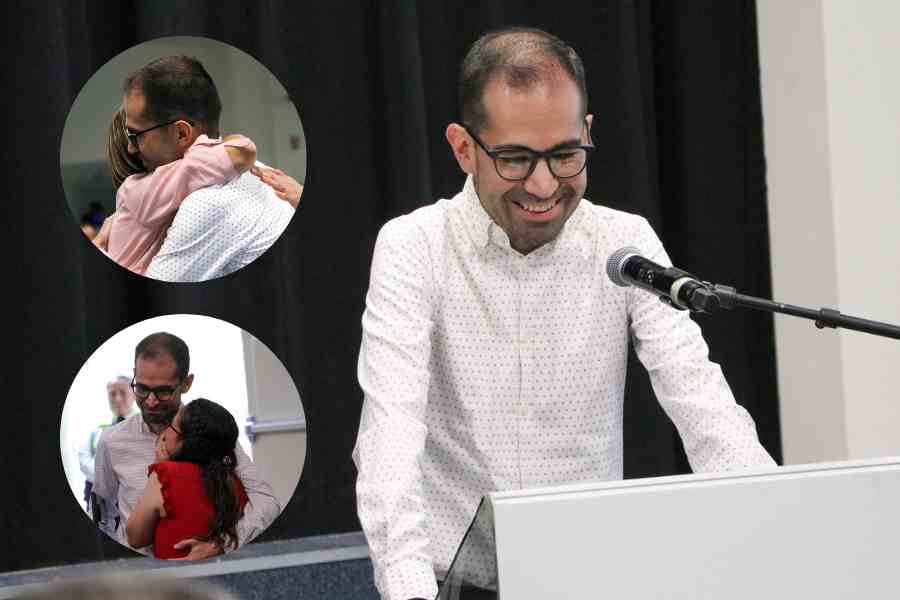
[170,398,243,550]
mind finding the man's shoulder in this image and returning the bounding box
[97,414,143,446]
[578,200,649,226]
[380,200,446,235]
[180,170,268,208]
[377,194,463,249]
[575,200,659,246]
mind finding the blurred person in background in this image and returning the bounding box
[17,571,239,600]
[75,375,137,513]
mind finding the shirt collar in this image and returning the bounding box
[460,175,495,250]
[458,175,591,259]
[133,413,157,437]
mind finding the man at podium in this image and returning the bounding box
[354,26,775,600]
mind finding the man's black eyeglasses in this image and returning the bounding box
[130,377,182,402]
[123,118,186,146]
[462,122,594,181]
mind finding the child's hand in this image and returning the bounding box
[155,432,171,463]
[223,135,257,172]
[93,215,114,253]
[251,166,302,208]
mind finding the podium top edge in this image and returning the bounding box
[487,455,900,504]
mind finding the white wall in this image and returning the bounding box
[242,331,306,511]
[757,1,900,463]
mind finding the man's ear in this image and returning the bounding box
[585,113,593,140]
[446,123,476,175]
[181,374,194,393]
[173,120,196,150]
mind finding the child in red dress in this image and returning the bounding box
[126,399,249,558]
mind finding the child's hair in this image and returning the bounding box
[107,108,146,188]
[170,398,244,550]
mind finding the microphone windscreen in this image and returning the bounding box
[606,246,641,287]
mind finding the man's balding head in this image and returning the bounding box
[123,55,222,138]
[459,27,588,133]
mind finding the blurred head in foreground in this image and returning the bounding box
[18,572,238,600]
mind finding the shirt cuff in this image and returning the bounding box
[379,559,438,600]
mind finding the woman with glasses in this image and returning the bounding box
[125,398,249,559]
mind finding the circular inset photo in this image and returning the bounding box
[61,36,304,282]
[60,315,306,559]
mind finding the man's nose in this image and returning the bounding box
[144,393,159,408]
[524,157,558,199]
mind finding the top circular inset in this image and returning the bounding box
[60,36,305,282]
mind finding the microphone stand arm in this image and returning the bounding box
[689,284,900,341]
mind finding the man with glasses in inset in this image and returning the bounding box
[95,55,299,282]
[93,332,279,559]
[353,27,775,600]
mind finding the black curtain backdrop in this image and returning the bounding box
[11,0,781,573]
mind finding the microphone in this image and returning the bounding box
[605,247,719,312]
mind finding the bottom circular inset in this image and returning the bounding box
[60,314,306,559]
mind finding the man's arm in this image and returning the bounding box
[627,218,776,472]
[232,442,281,546]
[352,218,439,600]
[125,471,163,549]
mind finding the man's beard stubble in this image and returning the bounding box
[140,402,179,428]
[502,182,578,254]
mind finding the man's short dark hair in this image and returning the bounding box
[134,332,190,381]
[459,27,588,133]
[123,55,222,137]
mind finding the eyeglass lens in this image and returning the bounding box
[494,148,588,180]
[131,383,177,400]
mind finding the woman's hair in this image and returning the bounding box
[107,108,146,188]
[170,398,244,550]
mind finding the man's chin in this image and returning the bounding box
[141,411,174,427]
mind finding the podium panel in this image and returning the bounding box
[482,458,900,599]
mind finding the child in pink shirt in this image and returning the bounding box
[106,134,256,275]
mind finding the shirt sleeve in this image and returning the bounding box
[627,218,776,472]
[232,442,281,550]
[352,218,439,600]
[117,135,247,228]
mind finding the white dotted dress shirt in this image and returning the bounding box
[144,166,295,282]
[353,176,775,600]
[93,413,281,553]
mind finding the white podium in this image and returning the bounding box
[439,457,900,599]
